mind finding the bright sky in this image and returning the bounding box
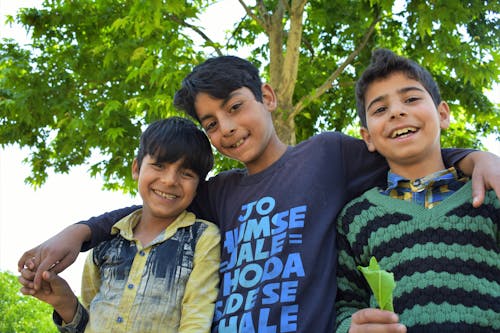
[0,1,498,297]
[0,0,241,295]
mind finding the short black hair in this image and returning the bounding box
[356,48,441,127]
[136,117,213,180]
[174,56,263,122]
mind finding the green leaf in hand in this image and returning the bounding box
[357,257,395,311]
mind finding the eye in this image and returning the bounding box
[150,162,164,170]
[181,169,197,179]
[405,96,420,104]
[229,102,242,113]
[372,106,387,115]
[203,120,217,132]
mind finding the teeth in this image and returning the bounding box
[153,189,177,199]
[232,138,245,148]
[391,127,417,138]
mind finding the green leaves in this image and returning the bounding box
[358,257,395,311]
[0,0,498,191]
[0,271,57,332]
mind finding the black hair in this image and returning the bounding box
[355,48,441,127]
[173,56,263,122]
[136,117,213,180]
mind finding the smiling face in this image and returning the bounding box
[133,155,199,225]
[360,72,450,178]
[194,85,287,174]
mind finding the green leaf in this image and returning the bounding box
[357,257,396,311]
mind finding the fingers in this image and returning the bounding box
[18,249,38,272]
[18,273,35,293]
[471,170,485,208]
[352,308,399,325]
[34,255,64,290]
[349,309,406,333]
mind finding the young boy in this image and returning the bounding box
[21,117,221,332]
[19,56,499,333]
[335,49,500,333]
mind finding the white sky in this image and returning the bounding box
[0,0,242,295]
[0,1,498,297]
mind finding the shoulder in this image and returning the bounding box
[206,168,246,187]
[192,217,220,240]
[337,189,383,227]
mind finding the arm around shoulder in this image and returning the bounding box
[455,151,500,207]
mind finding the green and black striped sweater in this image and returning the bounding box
[335,182,500,333]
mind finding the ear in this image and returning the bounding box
[261,83,277,112]
[360,127,377,152]
[132,158,140,180]
[437,101,450,130]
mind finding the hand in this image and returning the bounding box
[17,224,91,290]
[349,308,407,333]
[20,269,78,324]
[470,152,500,207]
[458,151,500,207]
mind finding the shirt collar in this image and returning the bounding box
[386,167,460,193]
[111,209,196,246]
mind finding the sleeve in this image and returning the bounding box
[77,205,140,251]
[441,148,475,170]
[80,249,102,309]
[53,301,89,333]
[178,222,221,333]
[335,204,372,333]
[339,134,388,201]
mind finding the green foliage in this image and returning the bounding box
[0,271,57,332]
[0,0,498,192]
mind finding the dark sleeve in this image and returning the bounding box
[340,134,388,201]
[77,205,140,251]
[441,148,475,170]
[53,301,89,333]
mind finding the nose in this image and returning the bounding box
[390,103,407,119]
[219,116,236,136]
[160,168,178,185]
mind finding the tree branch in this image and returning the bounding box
[239,0,269,31]
[290,13,381,119]
[168,14,223,56]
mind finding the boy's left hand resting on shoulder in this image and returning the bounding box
[458,151,500,207]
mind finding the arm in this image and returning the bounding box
[452,151,500,207]
[335,211,405,333]
[17,205,138,291]
[178,222,220,333]
[52,250,99,333]
[19,269,79,325]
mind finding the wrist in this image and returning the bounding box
[54,295,79,324]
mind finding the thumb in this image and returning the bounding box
[41,270,64,292]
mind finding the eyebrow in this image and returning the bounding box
[198,90,245,123]
[366,85,426,111]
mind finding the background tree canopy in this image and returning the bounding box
[1,0,498,192]
[0,270,57,332]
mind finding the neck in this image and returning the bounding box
[388,153,446,181]
[247,136,288,175]
[133,213,175,247]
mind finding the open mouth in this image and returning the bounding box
[229,136,248,148]
[390,127,417,138]
[153,189,178,199]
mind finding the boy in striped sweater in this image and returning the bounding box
[335,49,499,333]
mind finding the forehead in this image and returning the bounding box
[194,87,254,116]
[366,72,425,100]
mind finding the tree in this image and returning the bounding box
[0,270,57,332]
[1,0,498,192]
